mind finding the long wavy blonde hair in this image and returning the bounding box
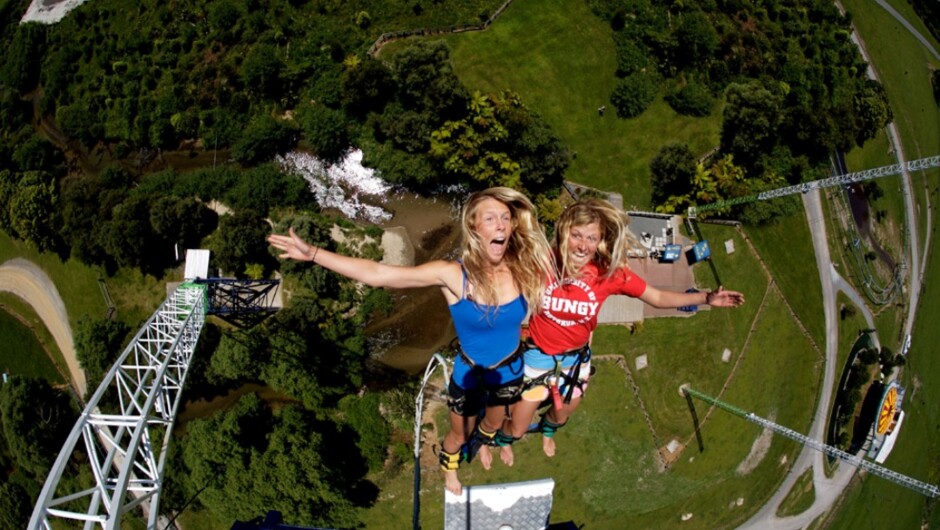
[459,187,554,319]
[555,199,644,278]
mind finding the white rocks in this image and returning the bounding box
[277,149,393,223]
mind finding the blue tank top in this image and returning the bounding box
[448,268,527,389]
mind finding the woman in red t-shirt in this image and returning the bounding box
[496,199,745,463]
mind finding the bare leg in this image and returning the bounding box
[478,405,509,470]
[478,444,493,470]
[442,412,474,495]
[500,444,514,466]
[542,396,582,457]
[542,435,556,457]
[444,469,462,495]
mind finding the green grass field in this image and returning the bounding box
[436,0,723,208]
[0,302,64,384]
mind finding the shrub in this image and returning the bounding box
[610,72,657,118]
[665,81,714,117]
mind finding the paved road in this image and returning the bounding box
[873,0,940,61]
[0,258,85,395]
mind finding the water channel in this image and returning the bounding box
[846,183,896,271]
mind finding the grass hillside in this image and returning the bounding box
[439,0,723,208]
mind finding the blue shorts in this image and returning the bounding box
[521,347,592,402]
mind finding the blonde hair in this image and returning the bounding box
[555,199,644,278]
[459,187,553,319]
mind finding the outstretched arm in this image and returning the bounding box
[638,285,744,309]
[268,227,456,290]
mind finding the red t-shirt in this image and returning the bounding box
[528,262,647,354]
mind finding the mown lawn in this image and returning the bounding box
[742,211,827,351]
[0,299,65,384]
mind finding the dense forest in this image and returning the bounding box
[0,0,904,526]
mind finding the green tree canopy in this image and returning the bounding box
[649,143,696,206]
[0,482,32,530]
[178,394,362,527]
[720,80,783,172]
[610,72,658,118]
[74,317,131,396]
[0,376,76,479]
[209,209,274,276]
[232,114,298,166]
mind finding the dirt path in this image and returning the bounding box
[0,258,85,395]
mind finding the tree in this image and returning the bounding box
[610,72,658,118]
[0,482,31,530]
[210,210,274,276]
[851,80,892,147]
[2,22,45,94]
[720,80,783,171]
[60,171,127,268]
[231,113,298,166]
[337,393,391,473]
[665,81,714,117]
[179,395,361,527]
[299,104,352,163]
[674,11,718,69]
[11,132,64,173]
[430,91,524,189]
[340,56,394,118]
[6,170,63,253]
[101,194,162,274]
[392,41,468,119]
[74,318,131,396]
[207,331,263,384]
[149,195,219,251]
[649,143,695,206]
[613,33,648,77]
[241,43,283,101]
[0,376,76,479]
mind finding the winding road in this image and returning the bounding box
[0,258,85,396]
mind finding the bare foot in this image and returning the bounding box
[478,445,493,470]
[500,445,514,467]
[542,436,556,457]
[444,470,462,495]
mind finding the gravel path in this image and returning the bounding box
[0,258,85,395]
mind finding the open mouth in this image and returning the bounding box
[490,237,507,253]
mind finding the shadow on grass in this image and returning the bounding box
[685,390,705,453]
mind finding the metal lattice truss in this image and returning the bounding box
[683,387,940,498]
[688,155,940,217]
[30,283,207,530]
[198,278,280,327]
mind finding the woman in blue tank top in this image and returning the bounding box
[269,187,553,496]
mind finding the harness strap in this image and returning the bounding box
[461,425,496,463]
[522,343,592,403]
[456,340,525,370]
[439,449,460,471]
[539,416,567,438]
[494,429,519,447]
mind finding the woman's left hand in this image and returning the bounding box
[706,287,745,307]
